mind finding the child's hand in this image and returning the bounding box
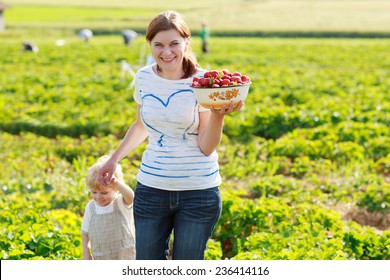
[109,177,119,189]
[98,159,117,186]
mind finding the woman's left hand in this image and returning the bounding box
[210,100,244,115]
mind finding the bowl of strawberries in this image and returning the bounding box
[190,69,251,109]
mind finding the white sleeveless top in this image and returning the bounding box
[133,64,221,191]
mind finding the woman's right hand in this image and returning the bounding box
[98,158,117,186]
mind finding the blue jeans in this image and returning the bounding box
[134,182,222,260]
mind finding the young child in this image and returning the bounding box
[81,155,136,260]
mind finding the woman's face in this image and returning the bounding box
[150,29,188,74]
[91,187,116,206]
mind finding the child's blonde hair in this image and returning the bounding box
[86,155,124,191]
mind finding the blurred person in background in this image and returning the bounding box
[200,21,210,53]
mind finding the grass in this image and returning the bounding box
[2,0,390,37]
[1,18,389,260]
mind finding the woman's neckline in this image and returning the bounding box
[152,64,185,81]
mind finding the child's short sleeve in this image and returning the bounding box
[81,201,93,234]
[117,194,133,211]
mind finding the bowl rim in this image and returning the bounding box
[190,82,252,89]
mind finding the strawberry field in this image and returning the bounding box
[1,0,390,260]
[1,35,389,260]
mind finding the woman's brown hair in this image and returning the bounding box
[146,10,198,79]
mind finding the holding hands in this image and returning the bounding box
[98,158,118,187]
[96,156,134,205]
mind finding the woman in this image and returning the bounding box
[98,10,243,260]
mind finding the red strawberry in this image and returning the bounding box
[221,79,230,86]
[241,75,251,84]
[222,69,230,75]
[209,70,219,78]
[192,69,251,88]
[200,77,211,87]
[222,74,231,80]
[231,76,242,83]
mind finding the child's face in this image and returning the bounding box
[91,187,116,206]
